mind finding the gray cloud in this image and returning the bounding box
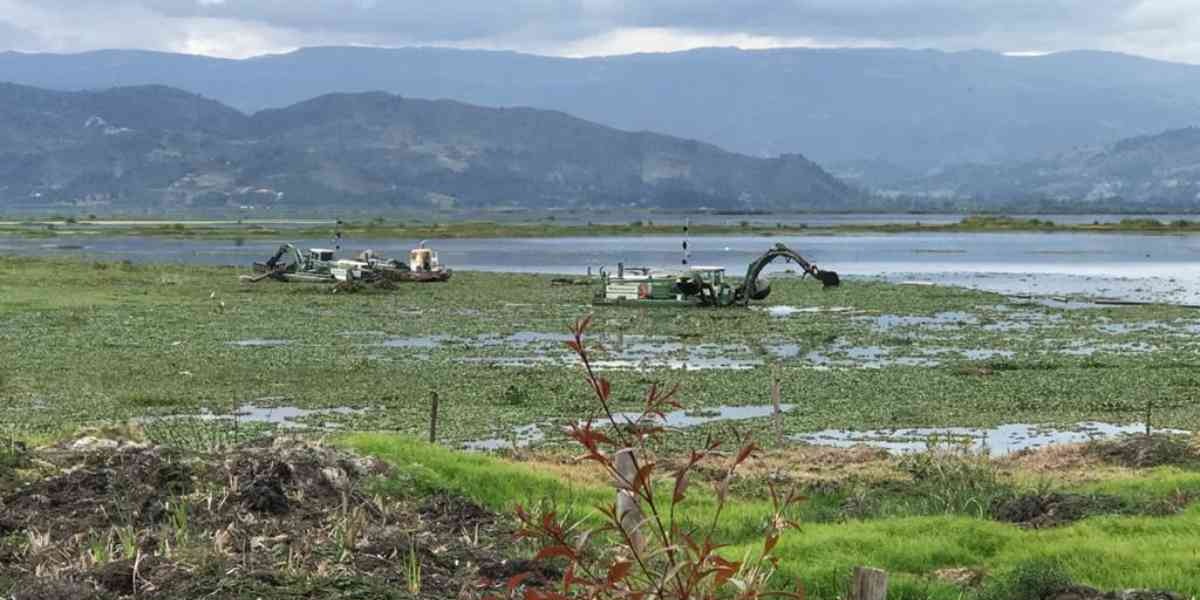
[1,0,1199,63]
[0,18,41,50]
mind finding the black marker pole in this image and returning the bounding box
[682,218,690,266]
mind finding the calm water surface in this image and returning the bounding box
[4,230,1200,303]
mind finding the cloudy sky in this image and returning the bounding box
[1,0,1198,63]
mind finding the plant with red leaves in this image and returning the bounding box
[485,315,805,600]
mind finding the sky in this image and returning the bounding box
[0,0,1199,64]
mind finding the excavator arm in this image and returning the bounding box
[264,243,303,270]
[735,243,839,305]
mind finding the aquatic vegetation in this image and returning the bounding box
[4,255,1200,449]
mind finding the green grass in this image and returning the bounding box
[344,433,1200,597]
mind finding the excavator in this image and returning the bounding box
[242,242,452,286]
[243,243,377,284]
[594,243,839,307]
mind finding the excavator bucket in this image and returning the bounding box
[737,243,839,305]
[816,270,840,288]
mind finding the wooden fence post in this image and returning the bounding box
[851,566,888,600]
[613,448,645,550]
[429,392,439,444]
[771,374,784,446]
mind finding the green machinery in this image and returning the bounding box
[593,243,839,307]
[243,243,452,285]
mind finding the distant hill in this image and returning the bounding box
[882,126,1200,210]
[4,46,1200,172]
[0,83,858,212]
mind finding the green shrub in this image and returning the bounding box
[978,558,1073,600]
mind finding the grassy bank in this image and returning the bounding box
[343,434,1200,597]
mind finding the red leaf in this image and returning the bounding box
[566,340,582,354]
[598,377,611,401]
[644,383,659,404]
[507,572,533,594]
[733,442,758,468]
[672,468,690,503]
[562,565,575,592]
[763,533,779,556]
[714,475,730,504]
[607,560,633,584]
[634,462,655,494]
[710,555,736,569]
[714,566,737,587]
[534,545,575,561]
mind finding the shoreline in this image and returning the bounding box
[6,215,1200,239]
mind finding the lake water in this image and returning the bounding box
[5,228,1200,303]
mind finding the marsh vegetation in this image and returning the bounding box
[3,256,1200,597]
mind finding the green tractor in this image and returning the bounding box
[594,243,839,307]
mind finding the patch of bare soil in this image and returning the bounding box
[1048,586,1185,600]
[1086,434,1199,469]
[991,492,1129,528]
[1003,443,1104,476]
[0,438,542,599]
[696,445,897,485]
[933,567,986,587]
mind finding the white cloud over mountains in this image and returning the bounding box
[1,0,1199,64]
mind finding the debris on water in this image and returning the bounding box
[1058,340,1156,356]
[155,403,366,428]
[462,424,545,451]
[763,305,857,318]
[793,422,1188,455]
[227,339,291,347]
[381,335,453,348]
[590,357,763,370]
[607,404,796,428]
[462,355,764,370]
[498,332,572,344]
[860,311,977,331]
[464,405,796,450]
[773,341,941,369]
[378,332,571,350]
[1013,297,1112,310]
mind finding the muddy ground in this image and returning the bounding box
[2,432,1196,599]
[0,436,547,599]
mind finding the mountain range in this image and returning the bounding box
[0,82,857,212]
[880,126,1200,210]
[4,46,1200,176]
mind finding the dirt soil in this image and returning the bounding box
[991,492,1130,529]
[0,437,547,599]
[1048,586,1185,600]
[1086,434,1199,469]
